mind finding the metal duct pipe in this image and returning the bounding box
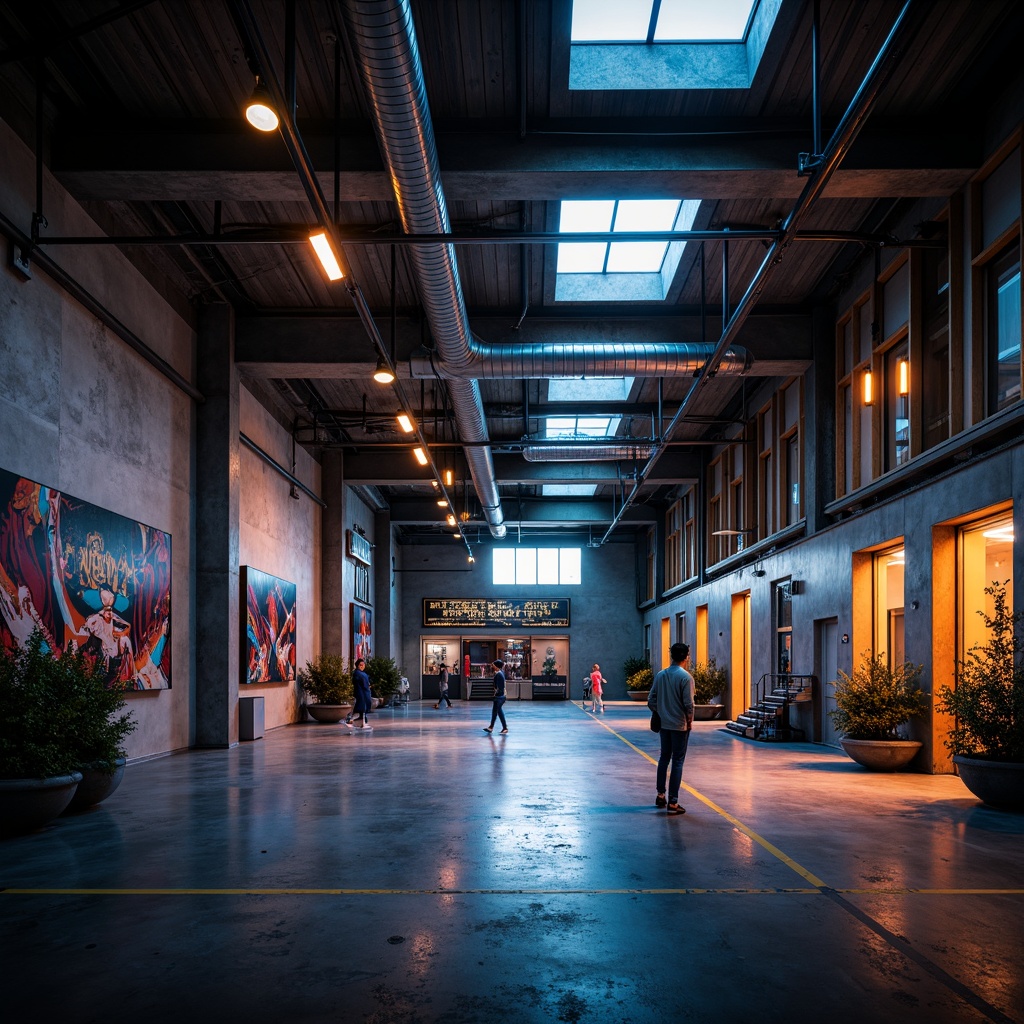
[410,341,752,379]
[340,0,506,538]
[522,443,656,463]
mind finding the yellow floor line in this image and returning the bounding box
[586,709,831,888]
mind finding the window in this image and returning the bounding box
[493,548,581,585]
[569,0,780,92]
[958,513,1014,665]
[922,239,951,450]
[874,545,905,668]
[835,292,874,494]
[986,242,1021,413]
[757,403,774,538]
[884,340,911,471]
[780,381,802,526]
[682,486,697,581]
[774,580,793,674]
[643,527,656,602]
[555,198,700,302]
[665,499,683,591]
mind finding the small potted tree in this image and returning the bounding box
[298,653,354,723]
[828,652,926,771]
[624,656,653,702]
[938,582,1024,810]
[691,659,728,720]
[365,655,403,709]
[1,631,84,835]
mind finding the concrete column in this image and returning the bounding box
[195,304,239,747]
[373,509,392,659]
[321,451,345,656]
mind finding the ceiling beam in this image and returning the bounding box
[234,312,812,379]
[386,497,660,526]
[51,122,978,202]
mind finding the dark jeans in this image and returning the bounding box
[488,696,507,729]
[656,728,691,803]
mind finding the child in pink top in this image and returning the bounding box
[589,664,606,713]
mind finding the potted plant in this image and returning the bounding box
[937,581,1024,809]
[827,651,926,771]
[298,653,354,723]
[625,657,653,702]
[62,648,137,812]
[365,655,403,709]
[691,659,728,720]
[0,630,84,835]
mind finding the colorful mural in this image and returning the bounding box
[352,603,372,662]
[0,467,172,689]
[242,566,296,684]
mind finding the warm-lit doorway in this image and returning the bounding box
[817,618,840,746]
[730,592,751,720]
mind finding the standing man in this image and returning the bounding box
[348,657,373,731]
[647,642,694,815]
[434,662,452,709]
[483,658,508,734]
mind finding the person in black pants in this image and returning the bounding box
[483,658,508,734]
[433,662,452,709]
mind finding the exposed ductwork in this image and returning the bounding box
[340,0,752,537]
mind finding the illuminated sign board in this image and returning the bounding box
[347,529,372,566]
[423,598,570,628]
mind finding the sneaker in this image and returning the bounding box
[359,725,372,731]
[483,727,492,733]
[500,729,508,734]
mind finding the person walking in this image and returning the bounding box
[433,662,453,709]
[348,657,373,731]
[647,642,694,815]
[588,663,607,713]
[483,658,508,734]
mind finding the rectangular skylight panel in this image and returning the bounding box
[606,241,668,273]
[653,0,756,41]
[557,199,615,273]
[557,243,607,273]
[542,484,598,497]
[546,417,579,437]
[571,0,652,41]
[576,416,614,435]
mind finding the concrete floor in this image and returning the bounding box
[1,700,1022,1024]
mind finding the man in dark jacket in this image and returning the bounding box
[647,642,695,814]
[483,658,508,734]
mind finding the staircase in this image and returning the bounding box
[725,674,815,741]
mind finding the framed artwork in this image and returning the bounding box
[0,467,172,689]
[352,603,372,662]
[242,566,296,684]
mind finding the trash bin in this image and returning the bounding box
[239,696,265,741]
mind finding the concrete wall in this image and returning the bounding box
[238,387,321,729]
[0,117,195,759]
[399,538,643,700]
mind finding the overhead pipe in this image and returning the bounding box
[599,0,922,544]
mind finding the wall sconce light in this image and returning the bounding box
[436,498,449,507]
[446,513,457,527]
[373,356,396,384]
[444,468,454,488]
[244,76,279,132]
[396,411,415,433]
[412,447,428,466]
[898,358,909,396]
[308,231,344,281]
[430,479,439,489]
[863,368,874,405]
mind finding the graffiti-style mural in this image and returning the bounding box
[0,468,172,689]
[242,566,296,684]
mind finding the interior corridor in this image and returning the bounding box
[2,701,1021,1024]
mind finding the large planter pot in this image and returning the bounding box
[840,738,922,772]
[627,691,649,702]
[953,755,1024,810]
[694,704,724,721]
[306,703,354,723]
[0,772,83,837]
[65,758,126,813]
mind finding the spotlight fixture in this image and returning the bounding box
[863,368,874,406]
[446,513,457,527]
[412,447,428,466]
[396,411,414,433]
[373,356,396,384]
[308,231,344,281]
[468,554,475,564]
[430,479,439,489]
[436,498,449,507]
[244,75,279,132]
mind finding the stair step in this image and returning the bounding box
[725,720,753,737]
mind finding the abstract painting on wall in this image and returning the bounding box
[0,467,172,689]
[352,603,372,662]
[242,566,296,684]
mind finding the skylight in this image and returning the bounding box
[546,416,621,438]
[542,484,599,497]
[568,0,781,92]
[547,378,634,402]
[571,0,757,43]
[555,198,699,302]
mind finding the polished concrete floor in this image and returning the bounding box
[1,699,1022,1024]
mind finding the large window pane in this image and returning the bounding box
[560,548,582,585]
[988,244,1021,413]
[960,514,1014,661]
[516,548,537,585]
[537,548,559,584]
[493,548,514,584]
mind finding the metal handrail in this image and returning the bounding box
[752,674,816,740]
